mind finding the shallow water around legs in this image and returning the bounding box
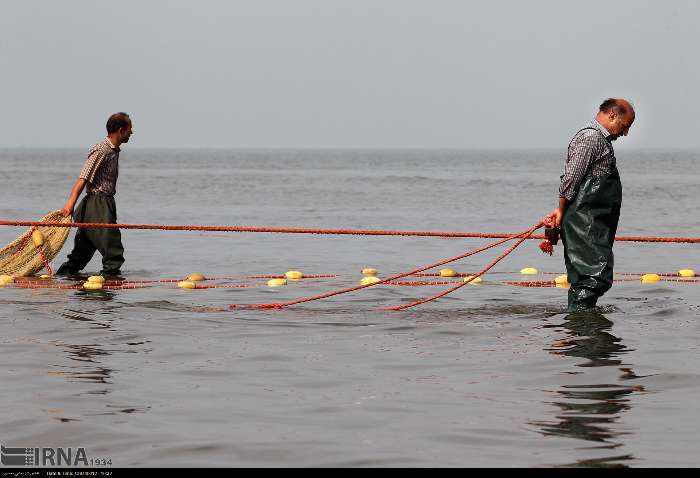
[1,149,699,467]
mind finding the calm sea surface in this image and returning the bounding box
[1,149,699,467]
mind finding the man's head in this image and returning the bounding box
[106,112,133,145]
[596,98,635,141]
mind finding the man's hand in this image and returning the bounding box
[543,208,563,228]
[544,197,569,228]
[60,204,74,217]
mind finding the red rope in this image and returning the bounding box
[37,248,54,276]
[613,272,699,278]
[384,280,461,286]
[238,274,341,280]
[384,224,540,311]
[9,282,150,290]
[503,280,557,287]
[410,272,474,278]
[12,283,83,290]
[190,283,267,289]
[1,219,699,243]
[101,274,341,285]
[505,278,700,287]
[102,285,150,290]
[105,278,181,284]
[229,224,542,310]
[541,271,698,278]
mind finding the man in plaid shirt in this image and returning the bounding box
[56,113,133,277]
[544,99,635,311]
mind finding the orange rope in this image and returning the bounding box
[2,219,699,243]
[541,271,698,278]
[384,224,540,311]
[237,274,341,280]
[37,248,53,276]
[613,272,699,278]
[9,283,150,290]
[503,280,557,287]
[505,278,700,287]
[105,278,180,284]
[101,274,341,285]
[384,280,461,286]
[12,283,83,290]
[191,283,267,289]
[229,224,542,310]
[410,272,474,278]
[103,285,150,290]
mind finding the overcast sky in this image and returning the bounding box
[1,0,698,149]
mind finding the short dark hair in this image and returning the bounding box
[106,112,131,134]
[599,99,627,117]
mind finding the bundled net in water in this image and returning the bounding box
[0,210,71,277]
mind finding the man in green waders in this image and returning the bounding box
[56,113,133,277]
[544,99,635,312]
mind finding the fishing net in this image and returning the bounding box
[0,210,71,277]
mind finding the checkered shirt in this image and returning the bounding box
[79,138,120,196]
[559,120,617,201]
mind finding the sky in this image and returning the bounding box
[1,0,698,149]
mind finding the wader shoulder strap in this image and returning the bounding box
[569,126,605,145]
[567,126,614,179]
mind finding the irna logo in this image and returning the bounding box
[1,444,89,467]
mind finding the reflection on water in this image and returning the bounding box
[533,312,644,468]
[49,293,118,386]
[53,342,113,384]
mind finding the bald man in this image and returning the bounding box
[544,99,635,312]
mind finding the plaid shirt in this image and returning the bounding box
[79,138,120,196]
[559,120,616,201]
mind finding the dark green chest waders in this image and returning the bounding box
[561,142,622,312]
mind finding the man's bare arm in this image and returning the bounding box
[61,178,87,216]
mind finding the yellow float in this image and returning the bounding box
[187,273,206,282]
[362,268,378,276]
[82,281,103,291]
[178,280,197,289]
[640,273,661,283]
[520,267,538,275]
[267,278,287,287]
[0,274,15,285]
[439,268,458,277]
[285,270,303,280]
[360,276,381,286]
[678,269,696,278]
[554,274,569,285]
[87,275,105,284]
[463,275,482,284]
[32,229,45,248]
